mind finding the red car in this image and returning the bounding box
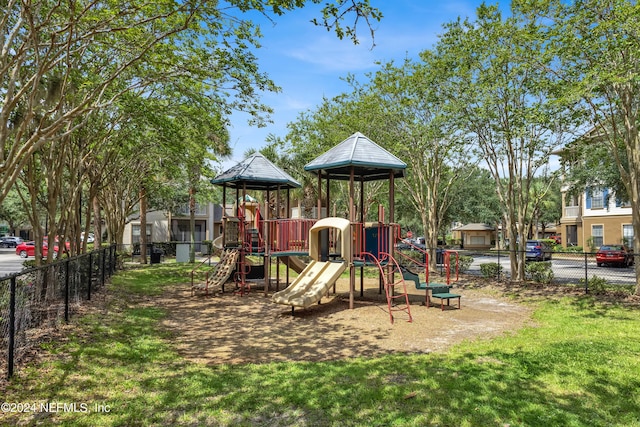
[15,240,64,258]
[596,244,634,267]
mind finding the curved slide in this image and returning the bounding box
[280,255,307,274]
[212,235,223,250]
[272,260,347,308]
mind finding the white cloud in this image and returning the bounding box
[276,35,378,73]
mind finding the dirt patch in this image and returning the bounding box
[155,277,533,365]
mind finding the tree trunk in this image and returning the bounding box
[426,201,439,272]
[93,195,102,248]
[189,184,196,263]
[627,137,640,295]
[140,185,147,264]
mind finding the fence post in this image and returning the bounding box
[497,248,501,281]
[65,259,70,323]
[101,248,106,286]
[109,243,118,276]
[584,251,589,294]
[108,245,113,277]
[87,252,93,301]
[8,277,16,379]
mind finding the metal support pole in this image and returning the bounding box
[101,248,106,286]
[8,277,16,379]
[113,244,117,274]
[88,252,93,300]
[65,259,70,322]
[584,251,589,294]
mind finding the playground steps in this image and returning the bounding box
[398,252,461,309]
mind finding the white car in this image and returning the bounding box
[80,232,95,243]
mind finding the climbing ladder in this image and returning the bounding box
[233,245,252,296]
[363,251,412,324]
[191,249,240,296]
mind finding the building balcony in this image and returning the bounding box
[175,204,208,216]
[564,206,580,218]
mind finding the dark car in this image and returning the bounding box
[525,240,553,261]
[0,236,23,248]
[596,244,634,267]
[395,239,426,252]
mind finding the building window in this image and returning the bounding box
[591,189,604,209]
[623,224,634,247]
[470,236,486,245]
[132,224,152,243]
[177,203,207,216]
[592,225,603,248]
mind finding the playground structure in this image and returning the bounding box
[272,217,350,312]
[205,133,460,322]
[399,250,461,309]
[191,249,239,296]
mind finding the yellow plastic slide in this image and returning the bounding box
[272,260,347,308]
[280,255,307,274]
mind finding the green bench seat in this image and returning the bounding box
[429,291,461,311]
[400,267,461,310]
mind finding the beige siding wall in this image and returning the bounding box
[582,214,633,249]
[460,231,495,249]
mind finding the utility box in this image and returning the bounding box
[176,243,190,263]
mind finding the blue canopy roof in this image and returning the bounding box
[304,132,406,181]
[211,153,301,190]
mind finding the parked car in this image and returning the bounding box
[395,239,426,252]
[15,240,63,258]
[0,236,23,248]
[81,232,95,243]
[525,239,553,261]
[596,244,634,267]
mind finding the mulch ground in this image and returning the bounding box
[155,276,534,365]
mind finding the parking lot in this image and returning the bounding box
[0,247,28,278]
[465,252,636,286]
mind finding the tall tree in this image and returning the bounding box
[362,57,475,271]
[436,4,571,281]
[529,0,640,294]
[0,187,29,235]
[445,166,502,238]
[1,0,381,205]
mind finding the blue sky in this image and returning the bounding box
[222,0,490,170]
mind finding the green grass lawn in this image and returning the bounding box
[2,262,640,426]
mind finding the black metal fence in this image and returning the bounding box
[1,244,118,380]
[454,249,637,289]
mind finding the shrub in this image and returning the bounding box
[396,248,425,264]
[480,262,502,278]
[22,259,37,269]
[580,275,608,295]
[457,255,474,273]
[561,245,583,253]
[525,261,554,284]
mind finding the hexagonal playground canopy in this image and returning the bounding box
[210,153,301,190]
[304,132,406,181]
